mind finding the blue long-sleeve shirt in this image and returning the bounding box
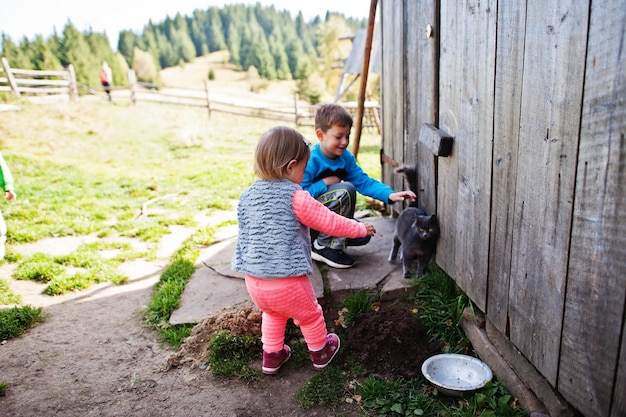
[301,143,394,203]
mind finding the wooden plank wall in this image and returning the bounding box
[559,1,626,416]
[404,0,438,215]
[380,0,625,416]
[380,0,404,204]
[436,0,495,311]
[487,0,527,335]
[507,0,588,386]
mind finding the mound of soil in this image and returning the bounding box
[171,300,441,382]
[341,302,442,380]
[167,301,262,369]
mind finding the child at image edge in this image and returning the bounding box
[232,126,376,375]
[301,103,416,269]
[0,151,15,259]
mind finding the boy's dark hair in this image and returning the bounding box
[314,104,353,132]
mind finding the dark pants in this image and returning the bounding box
[102,82,111,100]
[313,182,356,250]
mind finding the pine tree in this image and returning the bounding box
[30,35,62,71]
[58,21,95,86]
[1,34,31,69]
[206,8,227,52]
[117,30,137,67]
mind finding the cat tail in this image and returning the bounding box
[395,165,420,208]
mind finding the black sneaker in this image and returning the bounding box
[311,241,355,269]
[346,235,371,246]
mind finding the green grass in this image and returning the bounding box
[296,367,348,408]
[412,266,472,353]
[0,305,46,339]
[0,279,21,304]
[207,331,263,381]
[143,223,220,346]
[338,289,377,327]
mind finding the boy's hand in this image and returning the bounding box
[364,223,376,236]
[389,191,416,203]
[323,176,341,186]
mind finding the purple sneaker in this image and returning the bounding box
[309,333,341,370]
[262,345,291,375]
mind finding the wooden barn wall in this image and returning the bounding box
[487,0,526,336]
[559,1,626,416]
[507,0,588,387]
[379,0,626,416]
[437,0,495,312]
[404,0,438,215]
[380,0,404,200]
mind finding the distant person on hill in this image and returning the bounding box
[99,61,112,102]
[301,103,416,269]
[0,151,16,259]
[232,126,376,375]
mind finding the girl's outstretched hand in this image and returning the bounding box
[364,223,376,236]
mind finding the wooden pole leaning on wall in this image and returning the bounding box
[351,0,378,159]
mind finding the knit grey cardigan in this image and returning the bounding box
[232,179,313,279]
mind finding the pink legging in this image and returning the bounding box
[245,274,328,353]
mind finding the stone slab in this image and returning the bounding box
[169,216,414,325]
[170,226,324,325]
[325,217,403,295]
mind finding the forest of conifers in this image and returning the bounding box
[0,4,365,91]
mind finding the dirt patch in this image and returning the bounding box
[0,279,442,417]
[341,302,442,380]
[168,299,441,382]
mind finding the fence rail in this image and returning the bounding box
[1,57,77,101]
[0,61,380,131]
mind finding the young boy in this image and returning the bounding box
[301,104,416,269]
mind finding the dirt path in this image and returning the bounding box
[0,261,366,417]
[0,227,369,417]
[0,235,440,417]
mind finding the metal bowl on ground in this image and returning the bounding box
[421,353,493,397]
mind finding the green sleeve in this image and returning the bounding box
[0,153,14,191]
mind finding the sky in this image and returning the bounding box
[0,0,372,50]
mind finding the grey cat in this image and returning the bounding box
[388,166,440,278]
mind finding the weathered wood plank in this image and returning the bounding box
[487,1,526,333]
[437,0,496,311]
[418,123,453,157]
[508,0,589,386]
[612,329,626,417]
[380,0,405,215]
[558,1,626,416]
[404,0,438,215]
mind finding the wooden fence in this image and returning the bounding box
[0,62,380,131]
[379,1,625,417]
[0,57,77,102]
[124,69,381,130]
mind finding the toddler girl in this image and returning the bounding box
[232,126,376,375]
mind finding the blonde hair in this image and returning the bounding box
[254,126,311,180]
[315,103,353,132]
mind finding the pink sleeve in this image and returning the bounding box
[292,189,367,238]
